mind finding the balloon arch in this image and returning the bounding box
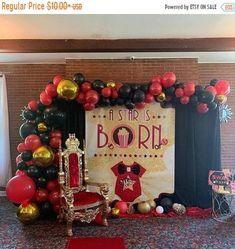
[6,72,230,223]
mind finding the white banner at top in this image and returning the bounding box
[0,0,234,14]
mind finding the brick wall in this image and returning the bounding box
[1,59,234,173]
[199,64,235,170]
[0,64,65,172]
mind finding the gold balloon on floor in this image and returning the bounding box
[147,200,156,209]
[17,202,39,224]
[33,145,54,167]
[137,201,151,214]
[57,79,78,100]
[111,208,120,218]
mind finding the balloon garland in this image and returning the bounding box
[6,72,230,224]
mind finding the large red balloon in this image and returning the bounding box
[149,83,162,96]
[47,180,59,192]
[49,190,60,205]
[215,80,230,95]
[49,136,61,149]
[115,201,128,214]
[145,93,154,103]
[151,75,162,84]
[81,82,92,93]
[161,72,176,88]
[27,100,38,111]
[83,102,95,111]
[45,84,58,97]
[184,82,195,97]
[101,87,112,98]
[17,143,27,153]
[25,134,41,151]
[85,90,100,104]
[50,130,62,139]
[175,88,184,98]
[6,175,36,204]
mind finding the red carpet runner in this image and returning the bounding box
[67,237,126,249]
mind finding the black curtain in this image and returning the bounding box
[58,100,221,208]
[174,104,221,208]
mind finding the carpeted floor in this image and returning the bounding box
[0,197,234,249]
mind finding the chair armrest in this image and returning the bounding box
[86,182,109,199]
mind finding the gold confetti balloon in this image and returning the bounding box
[17,202,39,224]
[57,79,78,100]
[33,145,54,167]
[172,203,186,215]
[137,201,151,214]
[156,92,166,102]
[111,208,120,218]
[37,122,48,133]
[216,95,227,104]
[147,200,156,209]
[106,80,116,89]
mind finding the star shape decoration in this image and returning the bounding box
[121,176,136,191]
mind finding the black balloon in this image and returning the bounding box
[40,133,50,144]
[165,86,175,96]
[43,107,58,126]
[40,201,54,217]
[160,197,173,213]
[116,98,125,106]
[140,84,149,93]
[111,200,119,208]
[99,97,110,107]
[73,73,85,85]
[22,109,37,121]
[119,85,131,99]
[210,79,218,86]
[125,100,135,110]
[36,176,47,188]
[199,91,214,104]
[19,122,37,139]
[45,165,58,180]
[17,161,28,170]
[27,166,42,179]
[208,101,218,110]
[174,81,184,89]
[189,95,198,106]
[131,84,140,91]
[132,90,145,103]
[110,98,117,106]
[21,151,32,162]
[132,203,139,211]
[195,85,204,96]
[37,101,45,111]
[92,80,105,93]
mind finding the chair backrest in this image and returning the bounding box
[59,134,86,193]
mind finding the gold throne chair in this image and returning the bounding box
[58,134,109,236]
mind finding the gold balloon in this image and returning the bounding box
[111,208,120,218]
[216,95,227,104]
[37,122,48,133]
[17,202,39,224]
[57,79,78,100]
[33,145,54,167]
[156,92,166,102]
[172,203,186,216]
[137,201,151,214]
[106,80,116,89]
[147,200,156,209]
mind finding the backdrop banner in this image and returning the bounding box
[86,103,175,203]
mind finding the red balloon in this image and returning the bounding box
[180,96,190,105]
[85,90,100,104]
[76,92,85,104]
[25,134,41,151]
[47,180,59,192]
[49,190,60,205]
[50,130,62,139]
[27,100,38,111]
[17,143,27,153]
[175,88,184,98]
[115,82,123,91]
[53,204,61,214]
[197,103,209,113]
[81,82,92,93]
[206,86,217,96]
[115,201,128,214]
[53,75,63,86]
[35,188,49,202]
[26,160,33,166]
[111,89,119,99]
[45,84,58,97]
[83,102,95,111]
[184,82,195,97]
[215,80,230,95]
[15,170,26,176]
[151,75,162,84]
[6,175,36,204]
[145,93,154,103]
[49,137,61,149]
[149,83,162,96]
[101,87,112,98]
[136,102,146,109]
[161,72,176,88]
[40,91,52,106]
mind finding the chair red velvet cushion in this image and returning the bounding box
[63,192,104,206]
[69,153,79,188]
